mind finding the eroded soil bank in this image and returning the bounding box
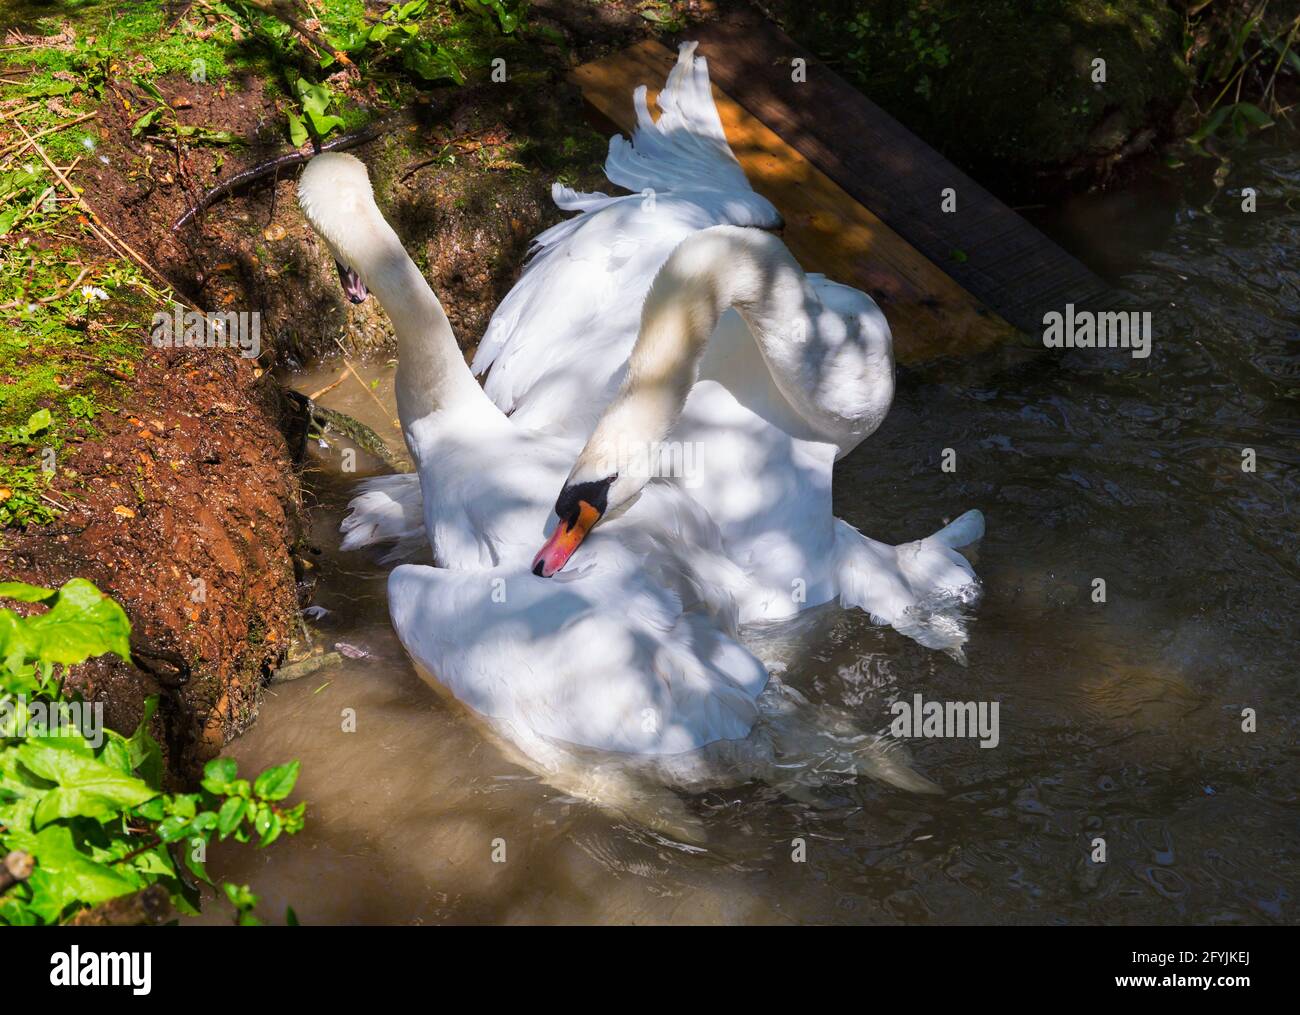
[1,344,302,780]
[0,0,647,780]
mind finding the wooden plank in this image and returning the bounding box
[680,11,1114,334]
[571,41,1017,364]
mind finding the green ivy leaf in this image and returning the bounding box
[201,756,237,794]
[156,813,191,843]
[24,409,52,437]
[253,760,300,801]
[131,106,165,137]
[0,582,56,604]
[258,810,282,847]
[183,837,212,885]
[303,107,344,138]
[216,795,246,837]
[18,740,157,826]
[287,110,308,148]
[126,696,163,790]
[23,825,140,917]
[7,579,131,668]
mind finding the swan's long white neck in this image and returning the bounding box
[577,225,863,486]
[357,235,495,426]
[297,154,499,433]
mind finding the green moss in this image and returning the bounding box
[0,237,156,530]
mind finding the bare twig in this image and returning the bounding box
[0,111,96,158]
[333,337,400,430]
[0,850,34,895]
[172,105,419,231]
[399,128,498,182]
[307,367,348,400]
[0,101,42,123]
[219,0,351,65]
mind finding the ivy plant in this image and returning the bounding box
[0,578,304,925]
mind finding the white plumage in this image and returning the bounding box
[298,151,768,755]
[350,41,985,654]
[299,42,988,764]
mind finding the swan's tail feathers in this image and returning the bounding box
[758,681,943,795]
[928,508,986,550]
[469,41,780,403]
[832,515,984,659]
[603,41,772,213]
[339,474,428,564]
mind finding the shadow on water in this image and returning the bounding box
[193,139,1298,925]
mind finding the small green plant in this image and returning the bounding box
[0,409,53,447]
[1184,3,1299,150]
[130,78,240,147]
[0,466,58,529]
[287,78,346,146]
[225,0,466,147]
[0,578,305,925]
[462,0,526,35]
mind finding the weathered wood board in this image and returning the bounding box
[679,13,1115,334]
[572,40,1018,364]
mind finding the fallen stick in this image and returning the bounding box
[0,111,96,157]
[307,366,349,400]
[333,336,401,430]
[172,105,419,232]
[0,100,42,123]
[13,118,200,310]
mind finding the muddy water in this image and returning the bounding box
[193,141,1297,925]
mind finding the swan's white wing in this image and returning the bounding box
[832,511,985,657]
[470,41,781,439]
[388,561,767,755]
[603,40,751,196]
[339,474,427,563]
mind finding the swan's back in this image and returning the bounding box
[386,477,770,755]
[470,42,781,439]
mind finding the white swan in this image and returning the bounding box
[344,41,985,652]
[531,223,985,651]
[298,152,769,756]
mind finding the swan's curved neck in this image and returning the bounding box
[348,218,498,427]
[579,226,843,479]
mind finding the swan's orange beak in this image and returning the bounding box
[532,500,600,577]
